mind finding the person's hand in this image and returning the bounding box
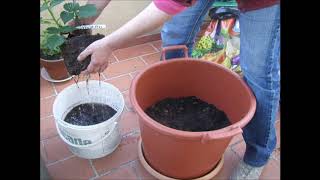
[77,38,113,74]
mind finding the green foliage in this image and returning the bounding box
[40,0,97,58]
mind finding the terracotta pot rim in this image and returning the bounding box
[130,58,256,141]
[40,57,64,62]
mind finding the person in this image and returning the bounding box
[75,0,280,179]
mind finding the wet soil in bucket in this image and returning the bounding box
[145,96,231,132]
[64,103,116,126]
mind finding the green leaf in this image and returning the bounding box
[63,2,74,12]
[59,26,77,33]
[73,3,80,11]
[46,27,60,34]
[78,4,97,18]
[40,3,48,12]
[46,34,65,50]
[60,11,74,24]
[64,2,80,12]
[50,0,64,8]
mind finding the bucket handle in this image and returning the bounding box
[56,122,118,148]
[161,45,189,60]
[201,125,243,144]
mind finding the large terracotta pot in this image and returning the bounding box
[130,45,256,179]
[40,57,70,80]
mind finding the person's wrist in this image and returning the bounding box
[101,36,117,51]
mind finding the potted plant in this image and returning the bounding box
[40,0,71,81]
[40,0,103,81]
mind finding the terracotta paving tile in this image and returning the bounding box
[103,58,146,78]
[213,147,241,180]
[276,121,280,149]
[141,52,161,65]
[92,134,140,175]
[130,71,141,80]
[132,160,157,180]
[113,44,157,61]
[123,91,134,112]
[40,96,56,118]
[231,140,280,179]
[40,142,47,163]
[150,40,162,51]
[109,53,118,64]
[229,133,243,146]
[40,116,58,140]
[98,164,138,180]
[260,158,280,180]
[105,75,132,92]
[231,140,246,158]
[43,136,73,164]
[47,156,94,180]
[119,110,140,136]
[41,77,55,98]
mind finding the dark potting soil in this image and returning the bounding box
[40,50,61,60]
[64,103,116,126]
[145,96,231,132]
[61,34,105,75]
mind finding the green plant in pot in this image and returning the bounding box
[40,0,104,81]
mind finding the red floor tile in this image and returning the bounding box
[141,52,161,65]
[40,96,56,118]
[41,77,55,98]
[48,156,94,180]
[109,54,118,64]
[103,58,146,78]
[260,158,280,180]
[132,160,157,180]
[130,71,141,79]
[123,91,134,111]
[119,110,140,135]
[92,134,140,175]
[276,121,280,149]
[41,116,58,140]
[229,133,243,146]
[98,164,138,180]
[213,147,241,180]
[231,140,246,158]
[105,75,132,92]
[43,136,73,164]
[113,44,157,61]
[41,142,47,162]
[150,40,162,51]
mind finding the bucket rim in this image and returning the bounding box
[53,80,125,130]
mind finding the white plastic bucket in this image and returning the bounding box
[53,80,125,159]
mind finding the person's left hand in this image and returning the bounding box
[77,38,113,74]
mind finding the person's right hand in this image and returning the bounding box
[77,37,113,75]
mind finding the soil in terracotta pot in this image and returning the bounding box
[145,96,231,132]
[64,103,116,126]
[62,33,105,76]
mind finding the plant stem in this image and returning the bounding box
[44,0,62,27]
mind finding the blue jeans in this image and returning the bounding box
[161,1,280,167]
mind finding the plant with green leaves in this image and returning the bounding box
[40,0,97,59]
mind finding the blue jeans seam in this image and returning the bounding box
[263,9,280,151]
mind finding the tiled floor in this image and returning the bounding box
[40,40,280,180]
